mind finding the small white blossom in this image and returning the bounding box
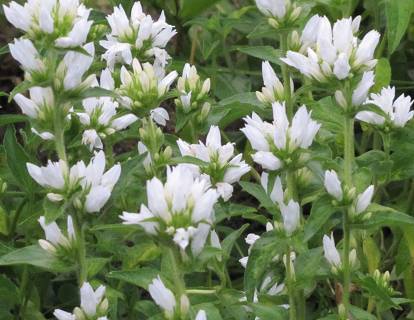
[324,170,343,201]
[120,166,219,254]
[255,0,301,26]
[256,61,287,104]
[195,310,207,320]
[356,86,414,128]
[38,216,75,253]
[177,125,250,201]
[9,38,45,74]
[279,200,300,236]
[355,185,374,214]
[148,276,176,318]
[261,173,284,204]
[352,71,375,106]
[323,233,341,268]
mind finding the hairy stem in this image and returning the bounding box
[280,31,293,119]
[286,247,297,320]
[74,211,87,285]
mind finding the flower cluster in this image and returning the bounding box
[323,233,357,273]
[54,282,108,320]
[120,165,219,254]
[27,151,121,213]
[282,15,380,82]
[242,102,320,170]
[100,2,176,70]
[255,0,302,28]
[177,125,250,201]
[38,216,75,254]
[256,61,291,105]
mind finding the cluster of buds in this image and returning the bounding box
[175,64,211,121]
[54,282,108,320]
[120,165,219,255]
[324,170,374,220]
[27,151,121,213]
[148,276,206,320]
[256,61,292,105]
[177,125,250,201]
[323,233,357,274]
[3,0,92,48]
[117,59,177,125]
[255,0,302,29]
[241,102,320,171]
[372,269,395,296]
[100,2,176,70]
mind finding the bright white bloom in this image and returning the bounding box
[175,63,211,113]
[57,43,96,91]
[355,185,374,214]
[261,173,284,204]
[28,151,121,213]
[356,86,414,128]
[324,170,343,201]
[323,233,341,268]
[100,2,176,70]
[352,71,375,106]
[255,0,301,26]
[3,0,92,48]
[117,59,177,125]
[239,223,274,268]
[282,15,380,81]
[279,200,300,236]
[195,310,207,320]
[241,102,320,170]
[256,61,287,104]
[38,216,75,253]
[9,38,45,73]
[78,69,138,150]
[54,282,108,320]
[138,141,152,171]
[120,166,219,254]
[148,276,176,318]
[177,126,250,201]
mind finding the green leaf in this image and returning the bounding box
[43,198,66,223]
[169,156,210,167]
[80,87,120,100]
[87,257,111,278]
[3,126,37,193]
[352,204,414,229]
[0,245,68,272]
[107,267,159,289]
[386,0,414,54]
[221,224,249,260]
[0,114,27,127]
[0,45,9,56]
[250,304,288,319]
[232,46,281,65]
[180,0,221,19]
[372,58,391,92]
[304,196,337,241]
[349,305,377,320]
[239,181,278,213]
[355,273,398,309]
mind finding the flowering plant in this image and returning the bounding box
[1,0,414,319]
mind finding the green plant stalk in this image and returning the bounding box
[280,31,293,119]
[74,211,87,285]
[54,105,67,162]
[342,114,354,313]
[286,247,297,320]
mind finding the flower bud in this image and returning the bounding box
[335,90,348,109]
[180,294,190,315]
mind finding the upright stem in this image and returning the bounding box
[280,31,293,119]
[54,105,67,162]
[342,114,354,313]
[74,211,87,285]
[286,247,297,320]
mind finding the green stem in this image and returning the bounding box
[74,211,87,285]
[8,198,27,240]
[286,247,297,320]
[280,31,293,119]
[342,114,354,314]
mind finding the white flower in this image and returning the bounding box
[54,282,108,320]
[355,185,374,214]
[150,107,169,126]
[195,310,207,320]
[4,0,92,48]
[100,2,176,69]
[177,126,250,201]
[352,71,375,106]
[324,170,343,201]
[261,173,284,204]
[9,38,45,73]
[120,166,219,254]
[282,15,379,81]
[255,0,301,25]
[279,200,300,236]
[38,215,75,253]
[148,276,176,317]
[323,233,341,268]
[138,141,152,171]
[59,43,96,91]
[356,86,414,128]
[256,61,286,104]
[242,102,320,170]
[14,86,54,121]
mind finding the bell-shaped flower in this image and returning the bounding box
[351,71,375,106]
[9,38,45,75]
[100,2,176,70]
[281,15,380,82]
[323,233,341,268]
[120,165,219,254]
[239,223,274,268]
[55,42,96,91]
[256,61,288,104]
[356,86,414,128]
[355,185,374,215]
[279,200,300,236]
[54,282,108,320]
[38,216,75,254]
[78,69,138,150]
[14,86,58,140]
[117,59,177,125]
[148,276,176,318]
[242,102,320,170]
[175,63,211,113]
[324,170,343,201]
[177,125,250,201]
[3,0,92,48]
[255,0,302,28]
[261,173,284,204]
[195,310,207,320]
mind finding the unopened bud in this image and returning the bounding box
[180,294,190,315]
[335,90,347,109]
[163,146,172,159]
[99,298,109,314]
[73,307,85,320]
[268,18,279,29]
